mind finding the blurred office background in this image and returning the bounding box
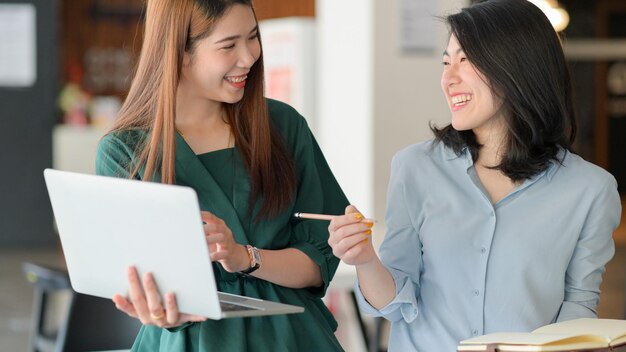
[1,0,625,351]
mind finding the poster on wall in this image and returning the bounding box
[0,4,36,87]
[259,17,316,128]
[398,0,438,53]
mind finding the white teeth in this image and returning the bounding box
[225,75,247,83]
[452,94,472,105]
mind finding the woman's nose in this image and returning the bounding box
[238,43,258,68]
[441,64,460,87]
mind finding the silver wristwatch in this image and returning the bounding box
[240,245,261,275]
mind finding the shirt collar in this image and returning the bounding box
[545,148,567,182]
[443,142,566,182]
[442,144,469,161]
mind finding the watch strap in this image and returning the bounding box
[239,245,260,275]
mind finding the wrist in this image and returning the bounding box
[238,245,262,275]
[355,256,380,272]
[238,244,250,272]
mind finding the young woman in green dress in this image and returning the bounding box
[95,1,349,350]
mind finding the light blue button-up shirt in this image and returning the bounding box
[356,140,621,352]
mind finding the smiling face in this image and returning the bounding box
[441,35,505,138]
[178,4,261,105]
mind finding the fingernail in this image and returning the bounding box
[353,213,363,220]
[365,229,372,236]
[361,238,369,244]
[366,221,374,228]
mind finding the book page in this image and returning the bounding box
[533,318,626,343]
[460,332,606,345]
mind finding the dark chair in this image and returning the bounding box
[23,262,142,352]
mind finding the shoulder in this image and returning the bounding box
[392,139,449,170]
[394,139,438,158]
[267,98,308,128]
[266,98,311,143]
[555,151,618,192]
[97,129,145,156]
[267,98,302,118]
[95,129,146,177]
[559,151,615,183]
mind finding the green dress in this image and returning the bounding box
[95,99,349,351]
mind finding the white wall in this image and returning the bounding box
[317,0,467,236]
[372,0,467,233]
[317,0,375,217]
[317,1,468,349]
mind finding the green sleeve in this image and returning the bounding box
[270,100,350,297]
[95,132,141,179]
[96,131,191,332]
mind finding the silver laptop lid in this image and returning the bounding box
[43,168,223,319]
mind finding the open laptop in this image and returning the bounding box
[43,168,304,320]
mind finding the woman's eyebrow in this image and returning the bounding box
[214,26,258,44]
[442,48,463,56]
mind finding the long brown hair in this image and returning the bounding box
[109,0,296,219]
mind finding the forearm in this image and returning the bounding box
[356,257,396,309]
[251,248,323,289]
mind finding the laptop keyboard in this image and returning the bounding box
[220,301,260,312]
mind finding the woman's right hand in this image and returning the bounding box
[328,205,376,266]
[329,205,397,309]
[112,266,207,328]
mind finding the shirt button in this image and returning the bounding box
[489,211,495,217]
[481,247,487,254]
[472,329,479,335]
[473,289,480,296]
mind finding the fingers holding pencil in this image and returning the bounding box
[327,205,377,266]
[294,207,375,228]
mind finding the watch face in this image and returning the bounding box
[242,245,260,274]
[250,246,261,266]
[239,245,260,275]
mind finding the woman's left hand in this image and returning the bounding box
[201,211,249,273]
[112,266,207,328]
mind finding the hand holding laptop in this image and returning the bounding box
[112,210,253,328]
[44,169,304,322]
[112,266,207,328]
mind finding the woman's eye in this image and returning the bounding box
[223,44,235,50]
[248,33,259,40]
[442,61,450,66]
[460,57,468,62]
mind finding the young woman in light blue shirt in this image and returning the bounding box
[327,0,622,351]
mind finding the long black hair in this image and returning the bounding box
[432,0,576,181]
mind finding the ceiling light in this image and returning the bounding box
[528,0,570,32]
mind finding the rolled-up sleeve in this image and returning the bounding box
[290,222,338,297]
[288,118,349,297]
[355,153,423,323]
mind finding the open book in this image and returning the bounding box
[457,319,626,351]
